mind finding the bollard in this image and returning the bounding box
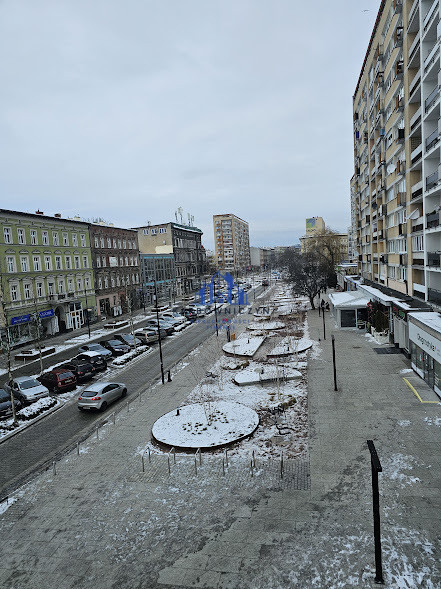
[53,461,56,476]
[167,456,171,476]
[250,459,254,477]
[167,370,172,382]
[76,441,80,456]
[194,455,198,476]
[112,412,115,425]
[148,447,151,463]
[332,335,338,391]
[198,448,202,465]
[225,449,228,467]
[96,425,99,440]
[252,450,255,468]
[127,401,129,413]
[280,452,284,479]
[222,459,225,476]
[142,455,145,472]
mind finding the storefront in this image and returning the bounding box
[408,312,441,397]
[328,291,369,328]
[8,308,58,347]
[392,301,431,357]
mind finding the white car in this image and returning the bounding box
[161,312,186,324]
[5,376,50,405]
[78,382,127,411]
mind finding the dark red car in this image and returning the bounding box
[38,369,77,393]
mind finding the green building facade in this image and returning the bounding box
[0,209,97,347]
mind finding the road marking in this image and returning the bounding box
[403,378,440,404]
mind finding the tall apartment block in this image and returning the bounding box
[351,0,440,305]
[213,214,251,273]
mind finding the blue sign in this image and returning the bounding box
[11,309,54,325]
[195,272,247,306]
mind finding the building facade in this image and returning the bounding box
[139,254,176,306]
[88,223,140,318]
[300,218,349,263]
[0,209,96,347]
[213,214,251,273]
[351,0,440,306]
[135,222,206,296]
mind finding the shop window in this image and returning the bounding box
[341,309,357,327]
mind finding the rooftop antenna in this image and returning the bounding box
[178,206,183,224]
[187,213,191,226]
[146,220,151,226]
[175,210,178,223]
[190,214,195,226]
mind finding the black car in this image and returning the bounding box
[73,353,108,372]
[113,334,142,348]
[100,339,131,356]
[59,360,95,383]
[0,388,22,419]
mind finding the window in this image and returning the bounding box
[6,256,16,272]
[85,275,91,289]
[94,236,99,248]
[52,231,59,245]
[107,238,111,248]
[387,240,396,253]
[101,256,106,267]
[111,275,115,287]
[116,275,120,286]
[159,227,166,234]
[3,227,12,244]
[98,277,103,289]
[397,238,407,253]
[72,234,78,246]
[118,239,122,248]
[120,256,123,266]
[58,279,65,294]
[412,236,424,252]
[18,228,25,244]
[36,282,43,297]
[20,256,29,272]
[125,256,128,266]
[123,239,127,248]
[82,256,89,268]
[96,256,101,268]
[44,256,52,271]
[80,234,86,247]
[399,266,407,281]
[100,237,105,248]
[76,276,83,291]
[74,255,80,269]
[63,232,69,246]
[33,256,41,271]
[143,229,149,235]
[104,276,109,288]
[55,256,62,270]
[48,281,55,295]
[42,231,49,245]
[113,239,117,248]
[67,278,74,293]
[388,266,396,279]
[30,230,37,245]
[65,256,71,269]
[24,283,32,300]
[10,284,18,301]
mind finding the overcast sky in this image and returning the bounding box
[0,0,380,249]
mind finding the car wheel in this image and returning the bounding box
[101,401,108,411]
[121,388,127,398]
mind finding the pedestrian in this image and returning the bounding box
[321,299,325,309]
[325,302,330,311]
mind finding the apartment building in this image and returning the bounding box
[0,209,96,347]
[351,0,440,305]
[300,218,349,263]
[88,223,140,318]
[213,214,251,273]
[134,222,206,296]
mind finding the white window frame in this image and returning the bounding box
[3,227,12,244]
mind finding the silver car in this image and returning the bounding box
[78,382,127,411]
[4,376,50,405]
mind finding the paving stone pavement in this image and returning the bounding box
[1,296,441,588]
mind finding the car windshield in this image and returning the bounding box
[108,340,123,346]
[88,344,102,351]
[0,390,10,402]
[19,379,41,390]
[58,372,73,379]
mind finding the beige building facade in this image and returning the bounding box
[213,214,251,273]
[351,0,440,306]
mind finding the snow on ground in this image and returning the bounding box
[382,453,421,486]
[151,401,259,448]
[222,335,266,357]
[233,365,302,385]
[424,416,441,427]
[267,336,314,357]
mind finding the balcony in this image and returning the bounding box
[411,217,424,232]
[411,143,423,165]
[411,179,423,200]
[410,107,421,131]
[409,70,421,96]
[426,170,439,191]
[428,288,441,306]
[423,1,438,31]
[412,258,425,267]
[426,129,440,152]
[408,32,420,62]
[425,86,439,113]
[428,252,441,267]
[424,45,440,75]
[427,211,440,229]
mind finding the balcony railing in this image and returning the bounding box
[428,252,441,267]
[426,171,439,190]
[424,45,440,74]
[426,129,439,151]
[428,288,441,306]
[423,0,438,30]
[427,211,440,229]
[425,86,439,113]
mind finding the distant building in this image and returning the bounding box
[213,214,251,273]
[134,222,206,296]
[300,218,348,264]
[305,216,325,235]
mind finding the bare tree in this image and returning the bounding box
[280,249,328,310]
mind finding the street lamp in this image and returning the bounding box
[83,284,91,339]
[154,278,165,384]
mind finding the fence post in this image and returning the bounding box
[96,425,99,440]
[194,455,198,476]
[250,459,254,477]
[367,440,384,584]
[222,459,225,476]
[127,401,129,413]
[142,454,145,472]
[148,447,151,463]
[167,456,171,476]
[280,452,284,479]
[112,412,116,425]
[53,461,56,476]
[225,449,228,467]
[332,335,338,391]
[76,441,80,456]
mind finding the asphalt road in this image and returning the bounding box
[0,289,263,498]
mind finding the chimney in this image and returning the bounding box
[54,213,62,218]
[35,210,44,215]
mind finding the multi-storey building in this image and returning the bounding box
[213,214,251,273]
[0,209,96,346]
[300,218,349,263]
[139,254,176,306]
[88,223,140,318]
[351,0,440,305]
[134,222,206,296]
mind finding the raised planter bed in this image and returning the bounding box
[103,320,129,330]
[15,347,56,361]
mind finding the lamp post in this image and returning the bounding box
[154,278,165,384]
[83,284,91,339]
[213,275,219,337]
[32,284,44,375]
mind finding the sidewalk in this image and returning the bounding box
[0,303,440,588]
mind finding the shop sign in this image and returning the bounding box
[11,309,54,325]
[409,321,441,361]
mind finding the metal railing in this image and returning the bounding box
[426,171,439,191]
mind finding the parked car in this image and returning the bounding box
[3,376,50,405]
[100,339,131,356]
[141,325,168,338]
[262,280,269,286]
[58,360,95,383]
[161,312,186,324]
[73,352,107,372]
[187,303,206,316]
[0,388,22,418]
[182,308,198,321]
[37,369,77,393]
[78,382,127,411]
[113,333,142,348]
[77,342,113,360]
[145,319,174,335]
[133,329,159,344]
[243,283,252,291]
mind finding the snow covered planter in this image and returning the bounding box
[112,345,150,366]
[17,397,57,421]
[151,401,259,449]
[222,335,266,358]
[233,366,302,386]
[371,328,389,345]
[247,321,285,331]
[267,337,314,357]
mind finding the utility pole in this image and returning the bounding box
[0,272,18,425]
[154,278,165,384]
[83,284,91,338]
[213,275,219,337]
[125,285,137,349]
